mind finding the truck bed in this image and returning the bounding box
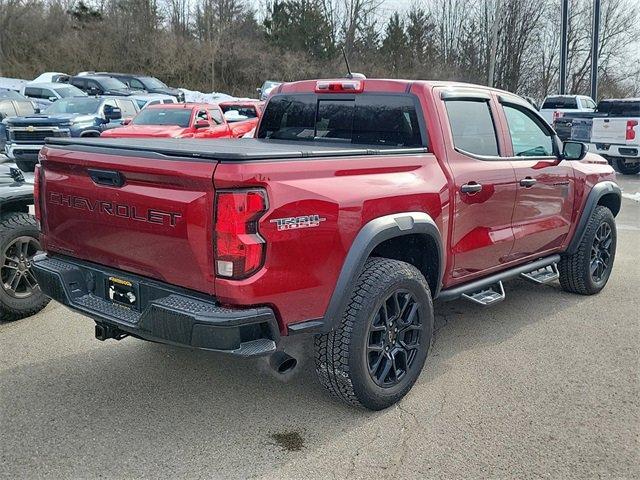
[45,137,428,161]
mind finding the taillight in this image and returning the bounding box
[552,110,564,122]
[315,80,364,93]
[626,120,638,141]
[33,163,42,224]
[214,189,267,279]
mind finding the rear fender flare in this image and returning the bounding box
[288,212,443,335]
[566,180,621,254]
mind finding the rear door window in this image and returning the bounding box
[24,87,43,99]
[116,99,138,117]
[0,101,18,118]
[445,100,499,156]
[257,94,424,147]
[14,101,35,116]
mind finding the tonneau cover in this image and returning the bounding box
[44,137,428,161]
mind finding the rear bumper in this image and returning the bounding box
[32,254,280,356]
[588,143,639,160]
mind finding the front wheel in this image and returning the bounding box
[314,258,433,410]
[614,158,640,175]
[559,206,616,295]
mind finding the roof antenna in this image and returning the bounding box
[341,47,366,79]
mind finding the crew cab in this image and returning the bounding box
[100,103,258,139]
[32,79,621,410]
[540,95,596,124]
[3,97,138,172]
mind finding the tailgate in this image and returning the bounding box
[591,118,629,144]
[40,145,218,295]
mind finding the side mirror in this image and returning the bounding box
[122,118,132,125]
[194,119,210,129]
[48,96,58,102]
[104,106,122,121]
[562,141,587,161]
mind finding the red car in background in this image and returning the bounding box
[101,102,258,139]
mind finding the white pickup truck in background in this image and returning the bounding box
[539,95,597,125]
[589,98,640,175]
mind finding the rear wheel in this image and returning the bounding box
[0,213,50,321]
[314,258,433,410]
[614,158,640,175]
[559,206,616,295]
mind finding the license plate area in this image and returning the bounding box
[107,276,140,310]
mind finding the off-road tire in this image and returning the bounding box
[614,158,640,175]
[559,206,616,295]
[0,213,50,321]
[314,258,434,410]
[15,159,36,173]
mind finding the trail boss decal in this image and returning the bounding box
[271,215,326,231]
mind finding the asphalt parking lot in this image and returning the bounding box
[1,166,639,479]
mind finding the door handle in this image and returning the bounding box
[519,177,537,188]
[460,182,483,194]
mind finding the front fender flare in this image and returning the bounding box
[288,212,443,335]
[566,181,621,255]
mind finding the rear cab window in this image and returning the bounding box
[542,97,578,109]
[257,94,425,148]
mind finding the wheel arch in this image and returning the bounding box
[288,212,444,335]
[567,181,621,255]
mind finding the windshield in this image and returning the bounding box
[0,89,24,100]
[141,77,167,89]
[97,78,128,90]
[132,108,192,127]
[44,98,101,115]
[54,86,87,98]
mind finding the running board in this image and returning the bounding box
[520,264,559,284]
[437,254,561,303]
[461,281,505,306]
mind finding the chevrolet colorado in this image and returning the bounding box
[32,79,621,410]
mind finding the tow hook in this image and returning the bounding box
[94,323,128,341]
[269,351,298,374]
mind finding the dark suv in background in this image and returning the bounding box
[102,73,185,102]
[67,75,142,97]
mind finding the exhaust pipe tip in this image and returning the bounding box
[270,351,298,374]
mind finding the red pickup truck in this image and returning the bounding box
[32,79,621,410]
[100,102,257,139]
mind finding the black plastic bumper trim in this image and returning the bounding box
[32,254,280,356]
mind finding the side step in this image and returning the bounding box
[437,254,561,305]
[461,281,505,306]
[520,264,559,284]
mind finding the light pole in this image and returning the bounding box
[590,0,601,100]
[559,0,569,94]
